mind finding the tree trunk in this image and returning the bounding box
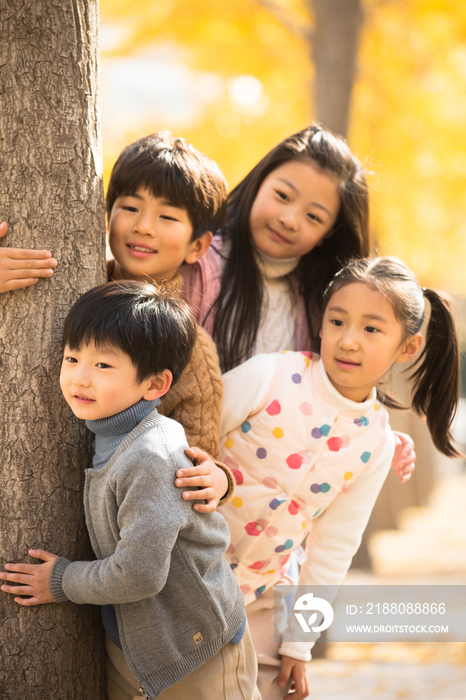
[312,0,363,138]
[0,2,106,698]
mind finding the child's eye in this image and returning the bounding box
[275,190,289,201]
[122,206,138,213]
[365,326,380,334]
[160,215,178,222]
[96,362,112,369]
[64,356,78,363]
[308,212,323,224]
[330,319,343,327]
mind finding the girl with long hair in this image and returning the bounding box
[180,125,415,482]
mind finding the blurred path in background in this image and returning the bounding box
[307,453,466,699]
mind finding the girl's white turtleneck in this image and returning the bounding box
[253,249,301,355]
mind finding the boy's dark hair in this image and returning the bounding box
[62,281,197,386]
[106,131,228,240]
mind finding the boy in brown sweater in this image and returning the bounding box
[105,131,234,509]
[0,131,233,508]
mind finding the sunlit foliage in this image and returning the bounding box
[100,0,466,292]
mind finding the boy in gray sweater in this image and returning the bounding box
[0,281,260,700]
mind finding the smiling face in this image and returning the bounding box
[320,282,421,403]
[108,187,210,283]
[248,159,340,259]
[60,342,170,421]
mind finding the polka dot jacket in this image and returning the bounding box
[220,352,396,608]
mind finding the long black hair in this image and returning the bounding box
[210,125,370,372]
[321,257,462,458]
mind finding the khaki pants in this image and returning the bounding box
[105,624,261,700]
[246,586,310,700]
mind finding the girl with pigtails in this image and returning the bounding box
[180,125,417,484]
[217,256,461,700]
[175,126,429,698]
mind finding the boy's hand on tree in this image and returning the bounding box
[0,549,58,605]
[277,655,310,700]
[391,431,416,483]
[176,447,229,513]
[0,222,58,292]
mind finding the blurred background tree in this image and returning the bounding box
[99,0,466,294]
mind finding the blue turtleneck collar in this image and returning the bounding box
[86,398,160,437]
[86,398,160,469]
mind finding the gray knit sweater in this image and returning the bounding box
[50,404,244,699]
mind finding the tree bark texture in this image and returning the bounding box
[0,2,106,698]
[312,0,363,138]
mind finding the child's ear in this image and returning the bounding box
[184,231,213,265]
[142,369,173,400]
[396,333,423,364]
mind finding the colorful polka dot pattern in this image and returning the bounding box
[245,389,312,466]
[275,539,293,553]
[245,519,269,536]
[269,496,287,511]
[300,352,312,367]
[327,436,343,452]
[266,399,281,416]
[310,482,331,494]
[311,424,331,439]
[286,453,303,469]
[223,456,243,485]
[255,585,266,598]
[249,558,271,570]
[230,468,243,485]
[265,525,279,537]
[221,352,390,607]
[326,434,350,452]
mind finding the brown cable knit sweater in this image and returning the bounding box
[107,261,234,505]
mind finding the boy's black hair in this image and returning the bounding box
[106,131,228,240]
[62,281,197,386]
